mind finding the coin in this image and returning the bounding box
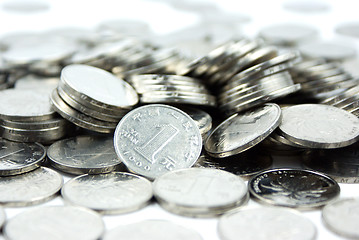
[103,220,203,240]
[114,104,202,179]
[0,117,69,130]
[50,89,117,133]
[283,0,330,13]
[180,107,212,137]
[205,104,281,158]
[0,167,63,206]
[248,168,340,209]
[153,168,248,217]
[302,145,359,184]
[4,206,104,240]
[335,22,359,39]
[259,23,318,46]
[0,139,46,176]
[218,207,316,240]
[0,89,56,122]
[278,104,359,148]
[62,172,152,214]
[322,198,359,239]
[14,74,59,92]
[60,64,138,111]
[47,135,120,175]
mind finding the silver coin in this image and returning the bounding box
[14,74,59,92]
[114,104,202,179]
[60,64,138,111]
[283,0,330,13]
[248,168,340,209]
[153,168,248,217]
[0,206,5,229]
[259,23,318,46]
[0,117,69,130]
[322,198,359,239]
[62,172,152,214]
[0,167,63,206]
[4,205,104,240]
[180,107,212,136]
[335,22,359,39]
[1,0,50,13]
[47,135,121,175]
[278,104,359,148]
[218,207,316,240]
[299,41,356,62]
[205,104,281,158]
[50,89,117,133]
[302,145,359,184]
[0,89,55,122]
[0,139,46,176]
[103,219,202,240]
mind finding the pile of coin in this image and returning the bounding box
[0,88,73,143]
[320,85,359,116]
[51,64,139,133]
[128,74,216,107]
[290,58,358,100]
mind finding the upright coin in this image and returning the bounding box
[114,104,202,179]
[205,104,281,158]
[103,220,202,240]
[62,172,152,214]
[322,198,359,239]
[218,207,316,240]
[248,169,340,209]
[47,136,121,175]
[0,89,55,122]
[0,139,46,176]
[60,64,138,111]
[278,104,359,148]
[0,167,63,207]
[153,168,248,217]
[4,206,104,240]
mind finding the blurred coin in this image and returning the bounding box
[103,220,202,240]
[14,74,59,92]
[47,135,121,175]
[299,42,356,62]
[62,172,152,214]
[0,139,45,176]
[0,167,63,207]
[283,0,330,13]
[1,0,50,13]
[322,198,359,239]
[4,206,104,240]
[248,168,340,208]
[218,207,316,240]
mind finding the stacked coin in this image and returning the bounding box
[0,88,73,143]
[291,58,359,100]
[320,85,359,116]
[128,74,216,107]
[51,64,139,133]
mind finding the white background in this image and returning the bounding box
[1,0,359,239]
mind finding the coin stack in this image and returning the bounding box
[177,39,301,115]
[128,74,216,107]
[320,85,359,116]
[290,58,358,100]
[51,64,139,133]
[0,88,74,143]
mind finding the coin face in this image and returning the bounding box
[322,198,359,239]
[0,89,55,121]
[0,139,46,176]
[47,136,121,175]
[278,104,359,148]
[103,220,203,240]
[205,103,282,158]
[0,167,63,206]
[153,168,247,217]
[62,172,153,214]
[61,64,138,109]
[114,104,202,179]
[218,207,316,240]
[4,206,104,240]
[248,169,340,208]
